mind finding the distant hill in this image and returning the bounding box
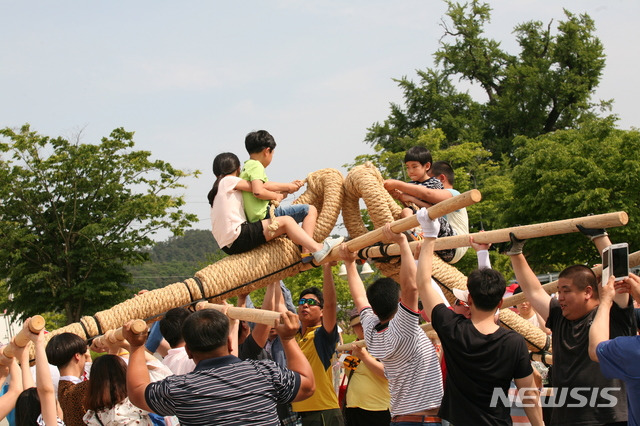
[150,229,220,262]
[129,229,226,290]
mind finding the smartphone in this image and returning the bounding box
[602,243,629,286]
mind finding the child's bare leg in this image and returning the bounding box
[301,205,318,239]
[262,216,322,254]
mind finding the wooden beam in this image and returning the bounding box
[361,212,628,258]
[0,315,45,365]
[322,189,482,263]
[196,302,281,328]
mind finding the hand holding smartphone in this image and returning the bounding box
[602,242,629,286]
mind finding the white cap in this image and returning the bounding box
[452,288,469,303]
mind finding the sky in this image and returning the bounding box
[1,0,638,241]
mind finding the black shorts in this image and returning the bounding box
[222,221,267,255]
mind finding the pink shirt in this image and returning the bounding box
[210,176,247,248]
[162,347,196,375]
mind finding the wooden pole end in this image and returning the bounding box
[468,189,482,203]
[29,315,46,333]
[130,320,147,335]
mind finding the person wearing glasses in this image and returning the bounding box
[292,263,344,426]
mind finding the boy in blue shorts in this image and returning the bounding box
[240,130,318,241]
[383,146,456,262]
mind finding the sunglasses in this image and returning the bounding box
[298,298,323,307]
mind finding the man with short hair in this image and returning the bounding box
[125,308,314,425]
[292,263,343,426]
[340,223,443,425]
[416,213,542,425]
[508,229,634,425]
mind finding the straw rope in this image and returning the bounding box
[46,168,344,343]
[342,162,403,280]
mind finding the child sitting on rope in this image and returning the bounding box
[240,130,318,242]
[428,161,470,263]
[383,146,456,262]
[208,152,342,263]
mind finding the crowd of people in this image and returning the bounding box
[1,132,639,426]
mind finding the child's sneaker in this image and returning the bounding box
[313,237,345,263]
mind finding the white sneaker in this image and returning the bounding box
[313,236,345,263]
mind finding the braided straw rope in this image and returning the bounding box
[342,162,403,280]
[341,163,551,354]
[267,201,280,236]
[47,168,344,342]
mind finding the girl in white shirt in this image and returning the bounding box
[207,152,341,262]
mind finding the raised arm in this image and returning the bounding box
[381,223,418,310]
[588,275,617,362]
[351,344,385,379]
[0,356,23,420]
[470,235,491,269]
[384,179,452,204]
[506,234,551,321]
[16,337,35,390]
[251,282,278,348]
[321,263,338,334]
[340,245,369,312]
[123,321,153,412]
[28,320,58,426]
[415,210,445,319]
[277,311,315,402]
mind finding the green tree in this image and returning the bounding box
[503,118,640,270]
[0,125,199,324]
[367,0,607,158]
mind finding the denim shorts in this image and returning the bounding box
[273,203,309,224]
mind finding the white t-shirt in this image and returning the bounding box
[162,347,196,375]
[210,176,247,248]
[446,188,470,263]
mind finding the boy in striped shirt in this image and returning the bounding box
[340,223,443,425]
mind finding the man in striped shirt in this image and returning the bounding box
[340,223,443,425]
[124,308,315,426]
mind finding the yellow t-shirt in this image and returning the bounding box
[291,325,339,412]
[345,360,390,411]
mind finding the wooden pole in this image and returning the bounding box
[322,189,482,263]
[92,319,147,348]
[360,212,629,258]
[0,315,46,365]
[196,302,282,328]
